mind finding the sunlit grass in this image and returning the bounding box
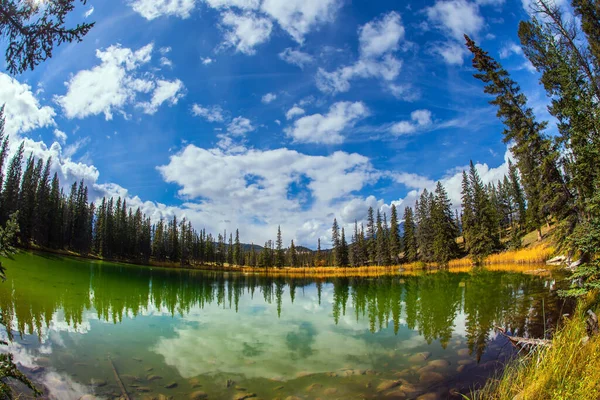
[471,294,600,400]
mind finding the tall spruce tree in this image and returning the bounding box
[432,181,459,264]
[403,207,417,262]
[389,204,401,264]
[275,225,284,267]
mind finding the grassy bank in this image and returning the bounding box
[472,294,600,400]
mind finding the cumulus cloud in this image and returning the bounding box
[191,104,225,122]
[261,92,277,104]
[279,48,314,69]
[260,0,342,43]
[55,43,184,120]
[425,0,486,65]
[358,11,405,58]
[201,57,214,65]
[316,12,404,94]
[284,101,368,144]
[137,79,185,114]
[227,116,254,136]
[0,72,56,138]
[285,106,305,120]
[53,129,67,144]
[220,11,273,55]
[390,109,433,135]
[130,0,196,19]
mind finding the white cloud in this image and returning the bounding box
[53,129,67,144]
[426,0,484,41]
[160,56,173,67]
[55,43,184,120]
[260,0,342,43]
[429,41,469,65]
[278,48,313,69]
[284,101,368,144]
[227,116,254,136]
[285,106,305,120]
[499,41,523,59]
[205,0,260,9]
[316,12,404,94]
[191,104,225,122]
[220,11,273,55]
[388,83,420,101]
[201,57,214,65]
[358,11,404,58]
[261,92,277,104]
[390,109,433,135]
[138,79,185,114]
[0,72,56,138]
[157,144,377,244]
[84,6,94,18]
[425,0,485,65]
[316,55,402,94]
[130,0,196,19]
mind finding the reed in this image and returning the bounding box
[472,295,600,400]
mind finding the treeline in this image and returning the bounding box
[327,159,528,266]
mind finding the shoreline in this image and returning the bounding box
[24,242,561,278]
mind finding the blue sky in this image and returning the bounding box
[0,0,558,247]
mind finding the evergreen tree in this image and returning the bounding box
[1,142,24,225]
[289,240,298,267]
[465,34,568,240]
[468,161,500,261]
[275,225,284,267]
[339,227,349,267]
[432,181,459,264]
[402,207,418,262]
[331,218,340,266]
[366,206,376,263]
[389,204,401,264]
[0,107,9,192]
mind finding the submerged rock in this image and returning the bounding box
[385,390,407,399]
[147,375,163,381]
[457,359,473,366]
[417,393,440,400]
[456,348,470,357]
[90,378,107,387]
[427,359,450,368]
[419,371,444,384]
[323,388,338,395]
[79,395,99,400]
[456,365,466,373]
[164,382,178,389]
[306,383,323,392]
[136,386,152,393]
[408,352,432,363]
[377,380,401,392]
[190,391,208,400]
[234,393,256,400]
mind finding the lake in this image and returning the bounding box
[0,252,572,400]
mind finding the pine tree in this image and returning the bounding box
[465,35,568,240]
[366,206,376,263]
[416,189,434,262]
[403,207,417,263]
[339,227,349,267]
[468,161,500,261]
[1,142,24,225]
[332,218,340,266]
[432,181,459,264]
[289,240,298,267]
[275,225,284,267]
[389,205,401,264]
[233,229,242,266]
[0,108,9,192]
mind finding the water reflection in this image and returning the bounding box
[0,252,572,399]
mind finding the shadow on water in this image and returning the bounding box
[0,251,574,399]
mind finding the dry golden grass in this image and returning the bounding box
[484,244,555,265]
[472,294,600,400]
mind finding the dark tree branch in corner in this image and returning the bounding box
[0,0,94,74]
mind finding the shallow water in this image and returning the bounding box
[0,252,572,400]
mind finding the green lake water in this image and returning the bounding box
[0,252,572,400]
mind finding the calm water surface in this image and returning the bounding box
[0,252,571,400]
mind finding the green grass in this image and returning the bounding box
[471,294,600,400]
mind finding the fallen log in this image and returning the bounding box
[108,356,130,400]
[495,327,552,349]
